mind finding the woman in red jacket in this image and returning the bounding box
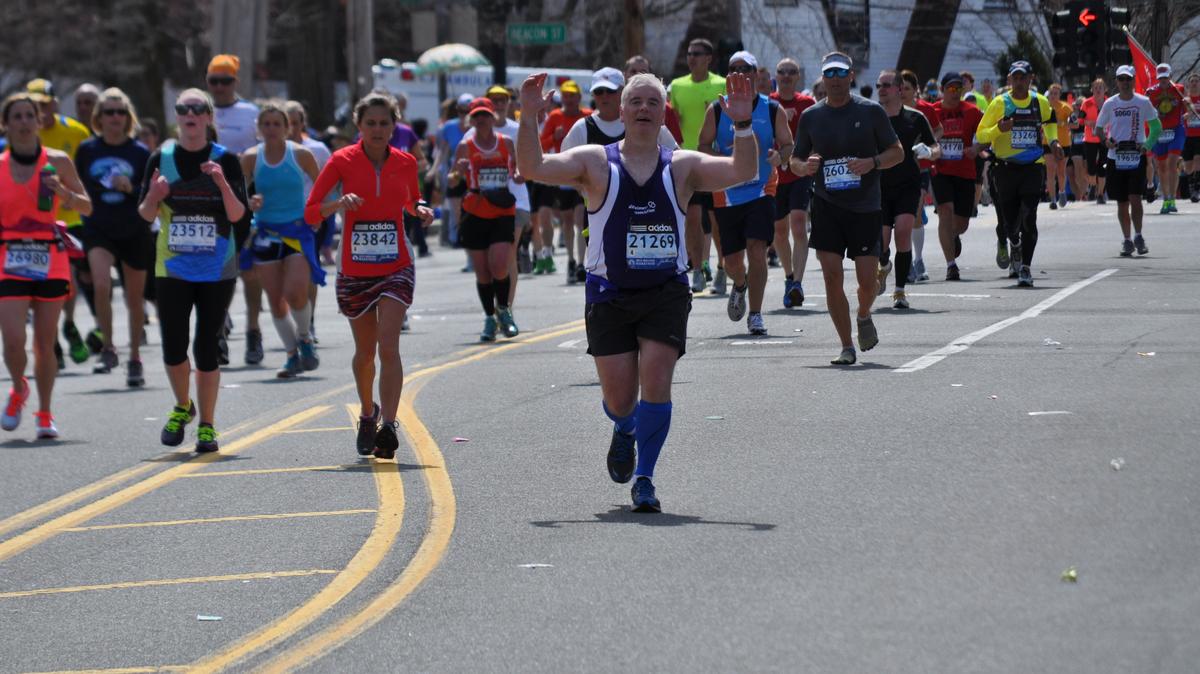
[305,93,432,460]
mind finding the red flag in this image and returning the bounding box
[1125,29,1154,94]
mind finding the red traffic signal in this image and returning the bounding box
[1078,7,1097,26]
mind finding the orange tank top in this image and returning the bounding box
[0,148,71,283]
[0,148,59,239]
[462,134,516,219]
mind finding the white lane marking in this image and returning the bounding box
[804,293,991,299]
[1029,411,1072,416]
[894,268,1118,373]
[558,339,584,349]
[730,339,794,346]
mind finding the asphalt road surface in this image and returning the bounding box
[1,199,1197,673]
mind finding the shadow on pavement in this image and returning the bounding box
[531,506,776,531]
[141,452,250,464]
[0,438,89,449]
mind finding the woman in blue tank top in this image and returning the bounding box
[239,102,322,379]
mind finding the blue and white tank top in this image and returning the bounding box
[584,143,688,303]
[713,94,779,207]
[252,141,306,224]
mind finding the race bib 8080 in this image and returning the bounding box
[822,158,861,191]
[167,214,217,254]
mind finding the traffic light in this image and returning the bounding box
[1072,1,1107,76]
[1107,7,1131,67]
[1049,9,1079,73]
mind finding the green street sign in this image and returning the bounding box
[507,23,567,45]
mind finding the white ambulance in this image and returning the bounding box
[371,59,596,124]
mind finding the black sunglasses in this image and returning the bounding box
[175,102,211,116]
[100,108,129,117]
[729,65,756,74]
[777,69,800,76]
[207,77,235,86]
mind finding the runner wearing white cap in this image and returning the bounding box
[1146,63,1197,214]
[1096,65,1159,256]
[697,50,792,335]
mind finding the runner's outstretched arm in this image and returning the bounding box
[516,73,592,187]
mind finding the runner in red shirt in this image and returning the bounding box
[305,92,432,459]
[539,80,591,281]
[1080,79,1108,203]
[768,57,816,308]
[455,97,521,341]
[1184,73,1200,202]
[932,72,983,279]
[1146,63,1198,213]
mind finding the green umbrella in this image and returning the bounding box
[415,43,491,75]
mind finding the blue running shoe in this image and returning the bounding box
[607,429,636,483]
[631,477,661,513]
[480,315,498,342]
[298,339,319,371]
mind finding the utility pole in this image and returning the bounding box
[346,0,376,104]
[211,0,262,96]
[624,0,645,60]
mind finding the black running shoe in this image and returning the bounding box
[85,329,104,355]
[607,429,636,483]
[631,477,661,513]
[356,403,380,456]
[244,328,264,365]
[373,421,400,460]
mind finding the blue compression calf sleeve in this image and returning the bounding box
[634,400,672,478]
[603,401,637,435]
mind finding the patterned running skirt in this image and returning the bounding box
[335,266,415,319]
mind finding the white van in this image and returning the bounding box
[371,59,596,125]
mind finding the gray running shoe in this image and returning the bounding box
[1017,265,1034,287]
[915,258,929,282]
[831,347,857,365]
[747,312,767,335]
[1009,244,1021,279]
[244,328,264,365]
[1120,239,1134,257]
[93,348,118,374]
[713,267,728,295]
[1058,191,1068,208]
[691,268,706,293]
[1134,234,1148,255]
[727,284,747,321]
[126,359,144,388]
[857,315,879,351]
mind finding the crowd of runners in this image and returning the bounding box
[2,40,1194,512]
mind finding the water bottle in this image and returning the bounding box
[37,164,57,212]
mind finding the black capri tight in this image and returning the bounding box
[157,277,237,371]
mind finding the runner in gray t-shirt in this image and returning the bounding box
[795,94,898,212]
[789,52,903,365]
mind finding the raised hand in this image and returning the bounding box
[717,73,754,124]
[520,73,554,119]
